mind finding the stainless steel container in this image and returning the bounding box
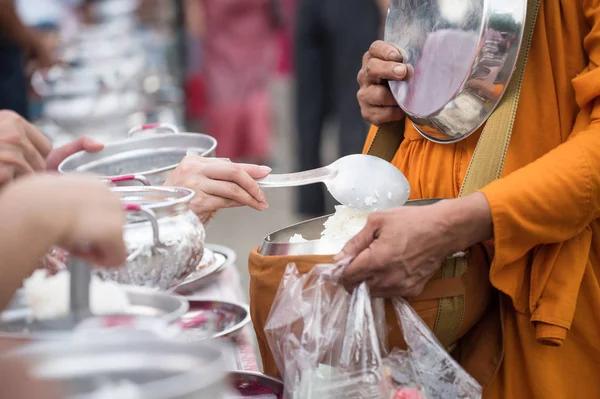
[58,124,218,186]
[100,186,205,291]
[385,0,526,142]
[0,287,189,342]
[259,199,442,256]
[10,334,228,399]
[32,62,145,134]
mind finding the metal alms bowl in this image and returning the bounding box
[58,123,217,186]
[259,199,442,256]
[385,0,527,142]
[99,186,206,291]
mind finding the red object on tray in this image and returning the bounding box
[394,387,425,399]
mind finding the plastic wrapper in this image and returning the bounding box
[264,262,482,399]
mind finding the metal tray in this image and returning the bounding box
[178,299,250,341]
[175,244,237,294]
[228,371,284,398]
[385,0,526,142]
[259,199,442,256]
[0,286,189,341]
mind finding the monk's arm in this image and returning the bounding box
[472,1,600,267]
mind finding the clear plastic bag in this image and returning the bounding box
[264,262,482,399]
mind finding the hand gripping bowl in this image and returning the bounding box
[58,123,217,186]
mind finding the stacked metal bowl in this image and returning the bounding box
[34,0,183,146]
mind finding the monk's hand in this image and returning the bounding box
[164,155,271,224]
[336,193,494,297]
[357,40,408,126]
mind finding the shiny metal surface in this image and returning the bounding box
[385,0,526,142]
[175,244,237,295]
[257,154,411,211]
[102,186,206,290]
[0,286,189,339]
[10,335,226,399]
[58,131,217,186]
[259,199,443,256]
[229,371,284,397]
[179,299,251,341]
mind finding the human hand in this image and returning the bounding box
[12,174,127,267]
[357,40,408,126]
[336,194,493,297]
[164,155,271,223]
[0,110,52,186]
[45,136,104,171]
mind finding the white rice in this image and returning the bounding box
[289,206,369,243]
[23,270,131,320]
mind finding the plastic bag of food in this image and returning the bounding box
[388,298,482,399]
[264,262,391,399]
[264,262,482,399]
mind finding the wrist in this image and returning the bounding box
[4,177,68,246]
[436,193,493,253]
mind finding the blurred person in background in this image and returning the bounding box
[0,0,54,119]
[295,0,389,218]
[187,0,281,163]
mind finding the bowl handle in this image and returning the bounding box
[123,204,165,262]
[127,123,180,137]
[105,175,150,186]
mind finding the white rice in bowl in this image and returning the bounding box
[289,206,369,243]
[23,269,131,320]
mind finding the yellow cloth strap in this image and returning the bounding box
[367,0,541,349]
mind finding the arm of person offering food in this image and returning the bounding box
[0,174,127,310]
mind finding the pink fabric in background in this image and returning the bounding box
[276,0,295,76]
[201,0,277,161]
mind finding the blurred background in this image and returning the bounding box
[10,0,388,293]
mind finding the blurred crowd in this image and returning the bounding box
[1,0,389,217]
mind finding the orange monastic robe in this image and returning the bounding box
[363,1,600,397]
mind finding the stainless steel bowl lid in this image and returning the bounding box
[58,133,217,178]
[259,199,443,256]
[385,0,527,142]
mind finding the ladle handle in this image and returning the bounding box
[69,258,92,322]
[256,166,334,188]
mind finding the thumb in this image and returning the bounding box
[79,136,104,152]
[239,163,272,179]
[45,137,104,171]
[334,217,380,262]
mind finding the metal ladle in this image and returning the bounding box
[255,154,411,211]
[28,258,93,332]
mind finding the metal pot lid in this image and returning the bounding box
[385,0,527,143]
[58,131,217,179]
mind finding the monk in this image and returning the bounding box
[335,1,600,397]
